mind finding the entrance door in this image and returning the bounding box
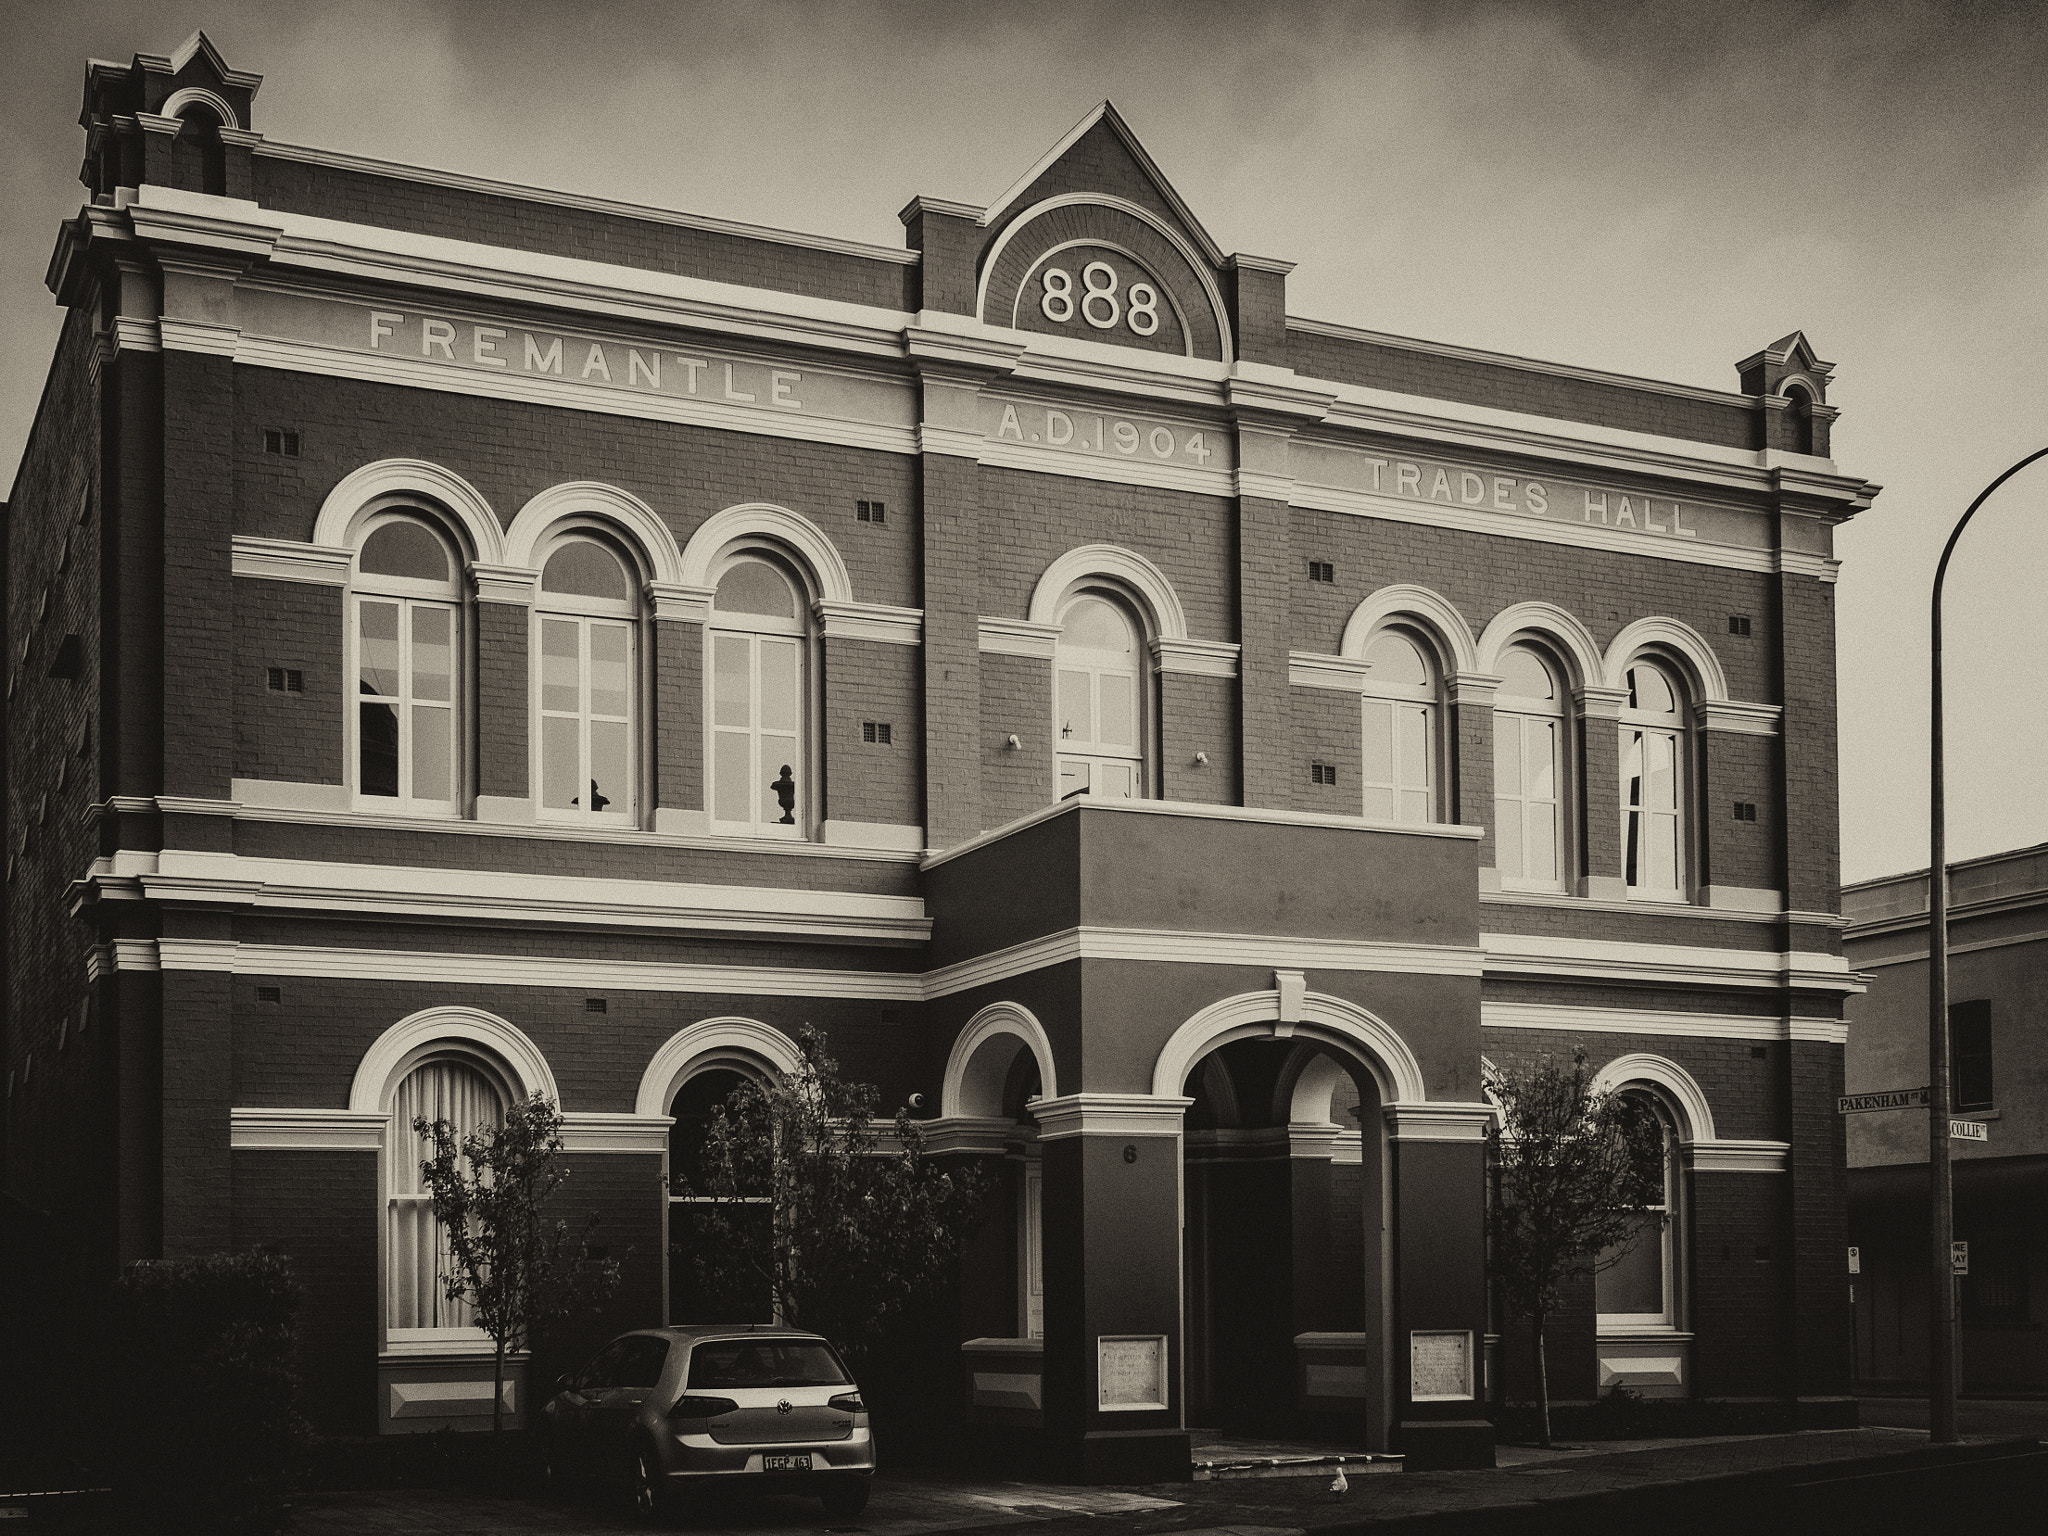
[1181,1039,1388,1442]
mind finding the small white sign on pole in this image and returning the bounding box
[1951,1241,1969,1277]
[1848,1246,1860,1275]
[1950,1119,1989,1143]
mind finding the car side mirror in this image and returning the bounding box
[553,1373,571,1393]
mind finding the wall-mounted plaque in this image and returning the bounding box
[1097,1335,1168,1412]
[1410,1330,1474,1402]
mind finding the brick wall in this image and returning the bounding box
[234,577,342,783]
[1287,328,1759,451]
[822,637,921,827]
[252,155,918,314]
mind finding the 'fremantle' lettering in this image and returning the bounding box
[365,309,807,412]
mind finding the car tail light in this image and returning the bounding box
[828,1392,865,1413]
[667,1395,740,1421]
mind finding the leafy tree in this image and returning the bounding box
[673,1026,997,1356]
[1486,1048,1666,1447]
[414,1091,621,1430]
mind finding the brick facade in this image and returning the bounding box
[6,38,1873,1474]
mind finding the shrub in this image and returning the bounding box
[113,1250,310,1533]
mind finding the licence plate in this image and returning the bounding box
[764,1454,812,1472]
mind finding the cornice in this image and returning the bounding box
[1697,699,1783,737]
[978,616,1062,660]
[231,535,352,586]
[816,600,923,646]
[1030,1093,1195,1141]
[1483,1001,1846,1045]
[1151,636,1240,678]
[1481,930,1865,993]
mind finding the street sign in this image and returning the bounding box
[1950,1119,1989,1142]
[1952,1241,1969,1276]
[1836,1088,1930,1113]
[1848,1246,1861,1275]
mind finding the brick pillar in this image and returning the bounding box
[1386,1107,1495,1469]
[1776,575,1840,916]
[1234,493,1291,808]
[103,262,166,803]
[158,937,234,1257]
[1034,1096,1191,1484]
[899,197,981,316]
[112,963,164,1263]
[1577,686,1627,899]
[1450,675,1500,880]
[909,334,1020,847]
[473,580,532,817]
[650,613,702,821]
[159,345,238,800]
[920,450,981,846]
[1785,1041,1854,1423]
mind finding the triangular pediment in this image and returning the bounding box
[981,102,1223,267]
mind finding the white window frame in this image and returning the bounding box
[1596,1097,1681,1330]
[1493,647,1570,893]
[704,552,815,840]
[1359,625,1443,825]
[531,533,642,829]
[1052,588,1151,802]
[378,1046,516,1357]
[347,512,466,818]
[1618,658,1691,902]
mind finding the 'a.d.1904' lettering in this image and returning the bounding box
[993,401,1214,469]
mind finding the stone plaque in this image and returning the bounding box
[1097,1335,1168,1412]
[1409,1330,1473,1402]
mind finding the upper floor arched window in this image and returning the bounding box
[353,513,464,815]
[1620,658,1689,900]
[707,554,810,837]
[1360,627,1442,824]
[1054,592,1146,800]
[1494,646,1569,891]
[535,534,639,825]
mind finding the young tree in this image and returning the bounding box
[673,1026,996,1356]
[1486,1049,1666,1447]
[415,1091,622,1430]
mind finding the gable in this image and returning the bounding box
[972,106,1233,362]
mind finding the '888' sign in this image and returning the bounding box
[1040,259,1163,338]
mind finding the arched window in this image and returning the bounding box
[353,514,463,814]
[1784,384,1815,455]
[173,107,227,197]
[1360,627,1441,823]
[1619,658,1689,899]
[386,1054,506,1337]
[668,1067,773,1322]
[535,534,639,825]
[1054,592,1146,800]
[1494,646,1568,890]
[1596,1094,1680,1328]
[706,555,810,837]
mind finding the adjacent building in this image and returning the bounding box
[1845,843,2048,1392]
[4,32,1877,1479]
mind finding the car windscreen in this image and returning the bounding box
[687,1340,850,1389]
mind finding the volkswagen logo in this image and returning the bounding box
[776,1398,792,1415]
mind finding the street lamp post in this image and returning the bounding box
[1925,445,2048,1445]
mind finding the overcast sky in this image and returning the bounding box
[5,0,2043,884]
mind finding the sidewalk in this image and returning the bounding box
[269,1423,2039,1536]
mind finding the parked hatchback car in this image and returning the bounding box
[541,1325,874,1521]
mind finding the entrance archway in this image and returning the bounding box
[638,1019,802,1324]
[1159,986,1418,1447]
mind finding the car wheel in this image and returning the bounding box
[819,1479,870,1519]
[626,1446,670,1524]
[539,1431,570,1494]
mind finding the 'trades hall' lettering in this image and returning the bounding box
[365,310,806,412]
[1354,455,1697,539]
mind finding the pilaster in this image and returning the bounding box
[1576,685,1628,899]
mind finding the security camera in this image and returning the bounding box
[908,1092,925,1109]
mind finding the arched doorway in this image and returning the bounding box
[1155,986,1424,1449]
[1180,1038,1388,1441]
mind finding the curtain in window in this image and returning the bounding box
[388,1060,503,1330]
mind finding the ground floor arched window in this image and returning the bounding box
[386,1056,505,1335]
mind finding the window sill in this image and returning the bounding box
[1481,888,1788,925]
